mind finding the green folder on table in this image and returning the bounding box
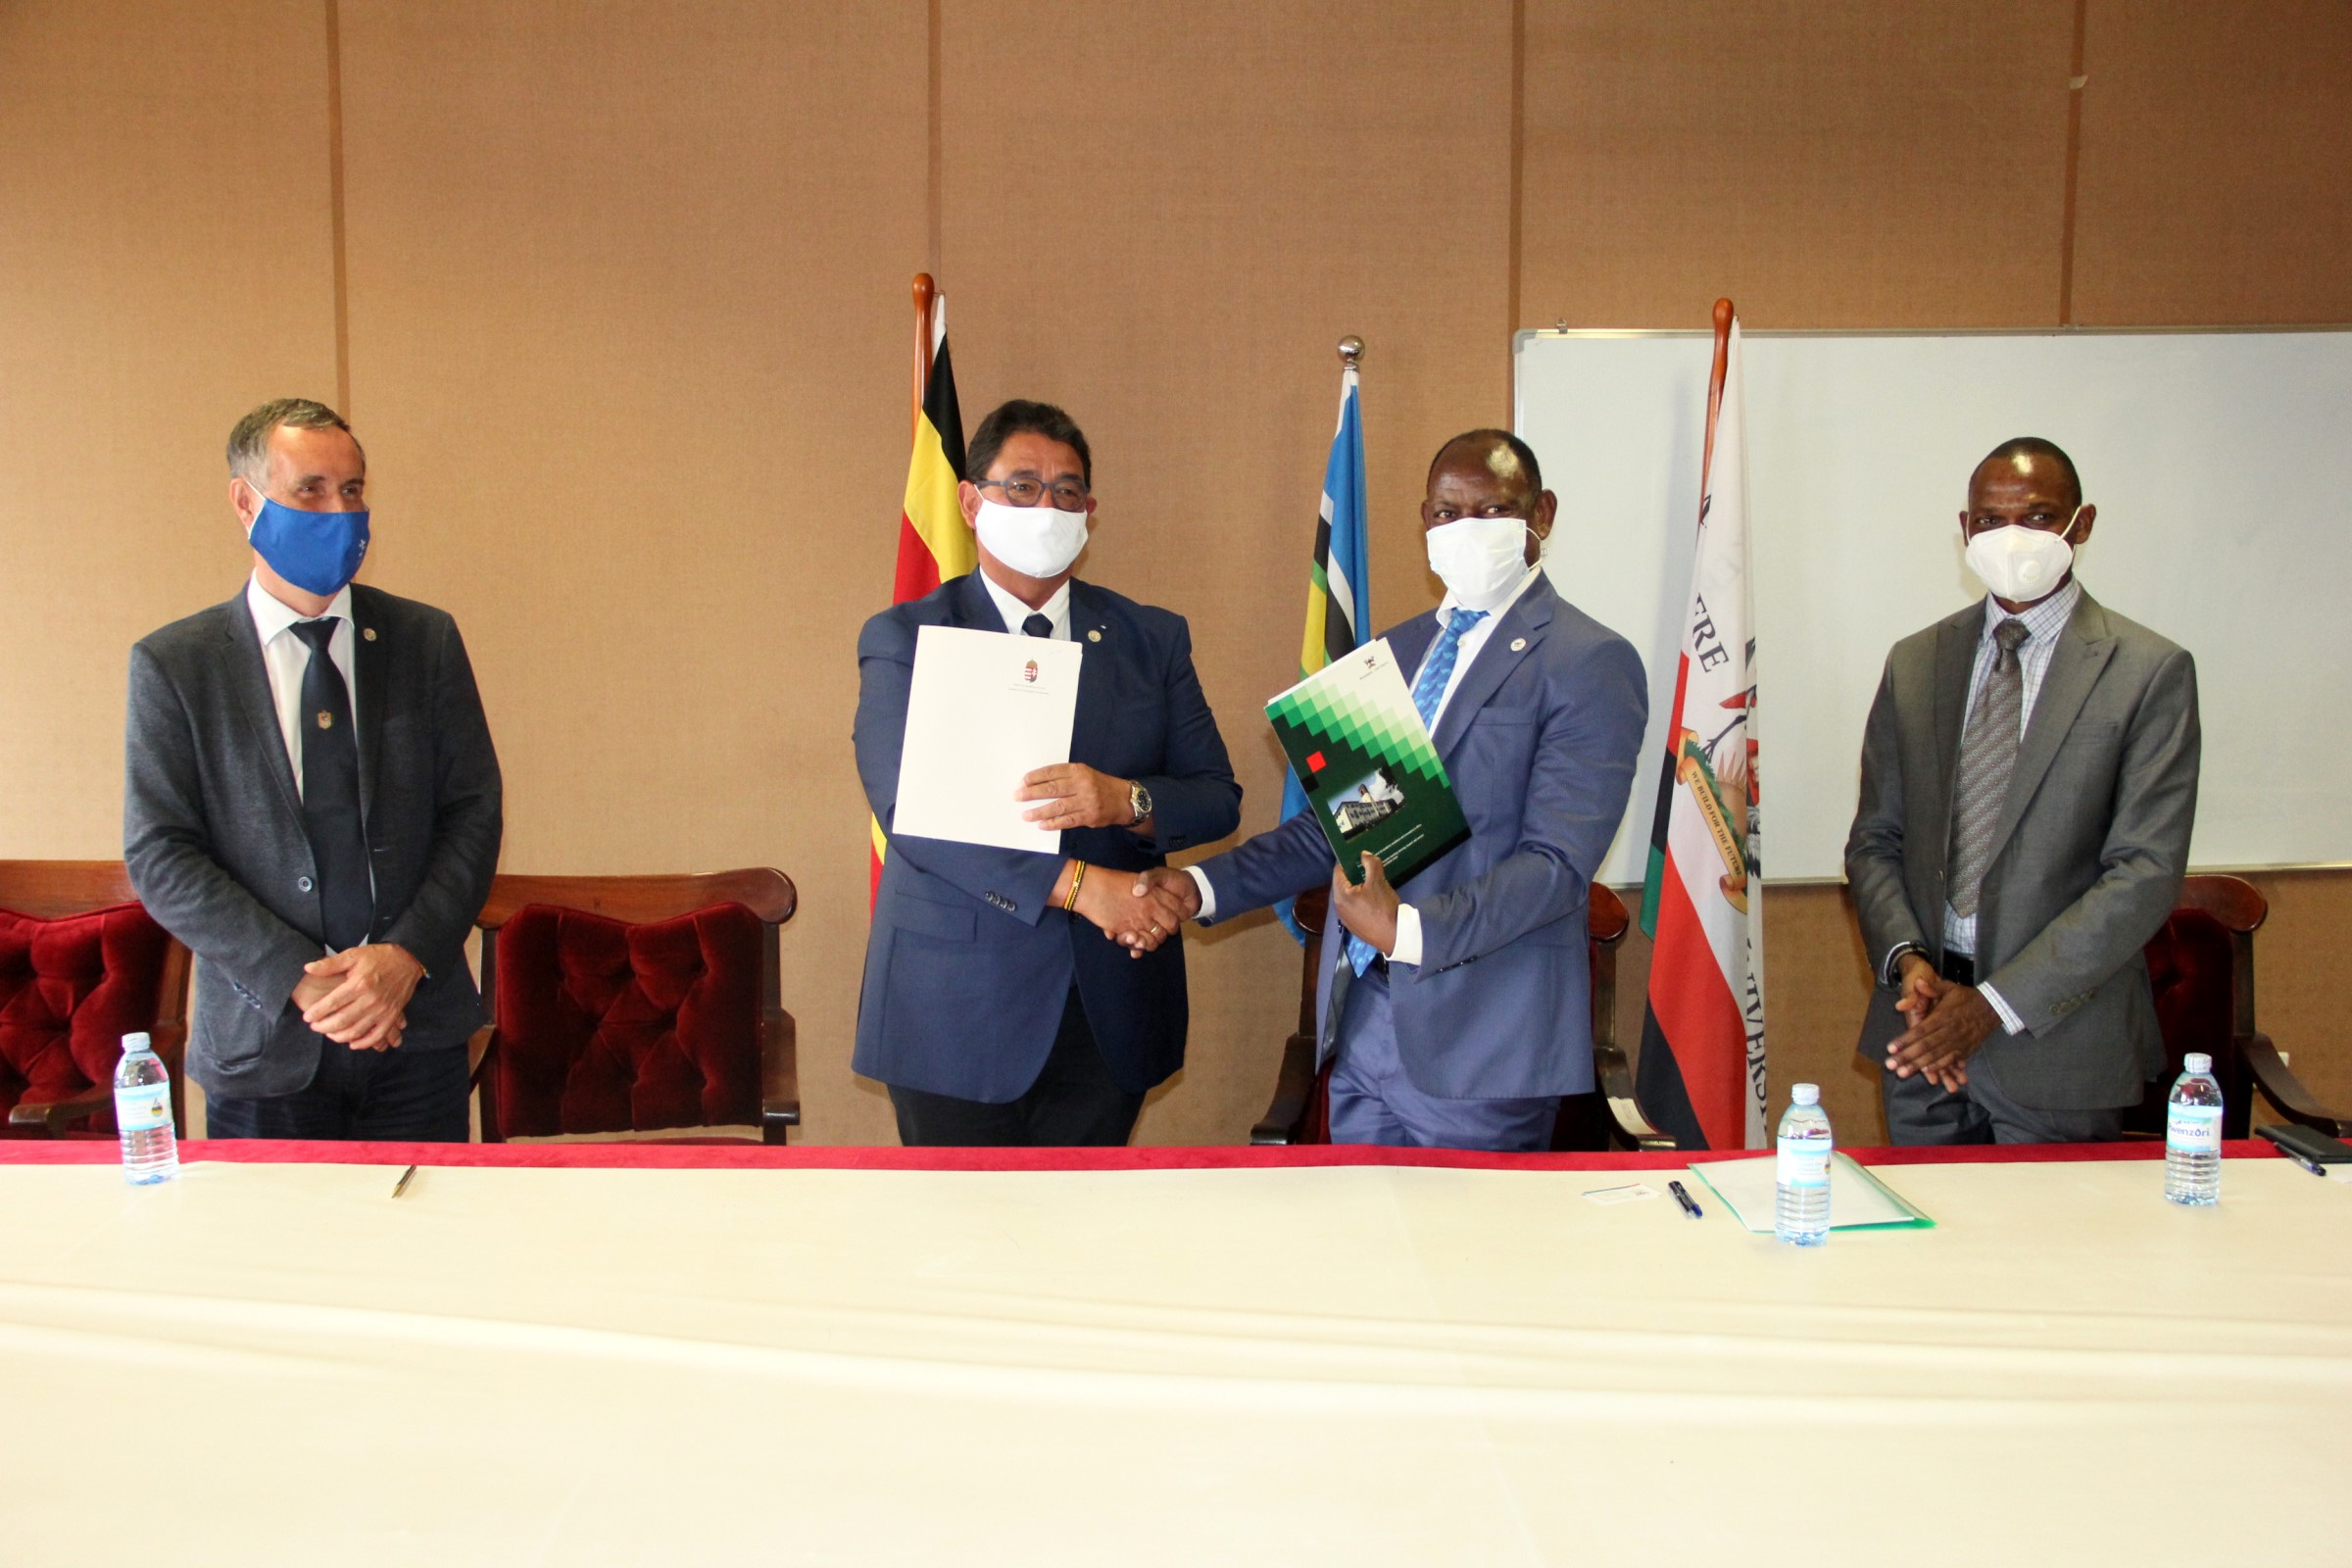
[1265,638,1469,888]
[1686,1152,1936,1232]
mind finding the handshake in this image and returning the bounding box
[1065,864,1201,957]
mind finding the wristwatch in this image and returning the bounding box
[1128,780,1153,826]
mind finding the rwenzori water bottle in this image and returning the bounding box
[114,1032,178,1186]
[1775,1083,1833,1247]
[2165,1052,2224,1206]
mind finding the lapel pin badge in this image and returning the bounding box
[363,627,377,641]
[1087,628,1102,642]
[1510,637,1528,652]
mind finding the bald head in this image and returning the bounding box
[1974,436,2082,511]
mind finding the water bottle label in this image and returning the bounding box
[115,1085,171,1133]
[2167,1104,2222,1153]
[1777,1136,1831,1188]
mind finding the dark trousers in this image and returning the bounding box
[888,989,1144,1148]
[205,1040,470,1143]
[1883,951,2126,1146]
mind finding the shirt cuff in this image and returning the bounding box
[1978,980,2026,1036]
[1389,904,1423,967]
[1184,864,1217,923]
[1881,942,1925,988]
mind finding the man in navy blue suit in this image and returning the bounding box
[853,400,1241,1147]
[1143,431,1646,1151]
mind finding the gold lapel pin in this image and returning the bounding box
[317,711,334,730]
[1087,628,1102,643]
[363,627,377,642]
[1509,638,1528,652]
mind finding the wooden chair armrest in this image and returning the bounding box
[1592,1041,1679,1152]
[8,1083,115,1138]
[2245,1033,2350,1138]
[1250,1033,1318,1146]
[466,1026,497,1085]
[760,1008,800,1145]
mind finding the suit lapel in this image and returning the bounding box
[1431,579,1554,760]
[220,593,303,820]
[1986,593,2115,859]
[1927,606,1979,856]
[1066,580,1113,771]
[351,585,386,825]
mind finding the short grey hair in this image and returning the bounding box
[226,398,363,486]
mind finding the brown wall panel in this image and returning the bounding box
[0,0,339,858]
[335,0,928,1144]
[2073,2,2352,325]
[1520,1,2076,328]
[940,0,1515,1144]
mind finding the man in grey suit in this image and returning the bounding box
[1846,436,2199,1145]
[124,398,502,1142]
[1141,430,1647,1151]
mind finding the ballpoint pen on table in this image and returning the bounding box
[1668,1180,1703,1218]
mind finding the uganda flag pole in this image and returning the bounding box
[1635,299,1768,1151]
[871,272,971,905]
[1274,334,1372,942]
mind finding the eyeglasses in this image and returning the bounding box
[976,474,1090,511]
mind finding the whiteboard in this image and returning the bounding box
[1517,326,2352,883]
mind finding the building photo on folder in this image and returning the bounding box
[1266,638,1469,886]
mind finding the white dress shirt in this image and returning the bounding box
[245,573,358,801]
[1918,578,2082,1036]
[1189,564,1545,966]
[979,570,1073,641]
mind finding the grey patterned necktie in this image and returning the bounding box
[1948,618,2032,918]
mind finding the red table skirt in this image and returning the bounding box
[0,1136,2281,1172]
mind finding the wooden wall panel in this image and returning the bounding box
[1520,1,2075,328]
[940,0,1516,1145]
[0,0,338,858]
[2073,2,2352,325]
[335,0,928,1144]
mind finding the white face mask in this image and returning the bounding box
[974,496,1089,579]
[1425,515,1536,612]
[1964,508,2082,603]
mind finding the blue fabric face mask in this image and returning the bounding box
[248,494,369,595]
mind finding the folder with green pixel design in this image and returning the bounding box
[1265,638,1470,888]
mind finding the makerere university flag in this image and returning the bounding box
[1636,317,1767,1151]
[872,286,969,903]
[1276,352,1371,941]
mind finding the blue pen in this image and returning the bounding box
[1669,1180,1703,1218]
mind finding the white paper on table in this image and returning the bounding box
[891,624,1084,854]
[1686,1152,1934,1233]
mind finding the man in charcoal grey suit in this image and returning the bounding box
[1846,437,2199,1144]
[124,398,501,1141]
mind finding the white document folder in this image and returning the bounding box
[891,624,1083,854]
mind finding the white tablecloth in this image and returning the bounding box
[3,1155,2347,1564]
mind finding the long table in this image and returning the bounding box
[3,1139,2346,1565]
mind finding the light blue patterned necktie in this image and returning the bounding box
[1344,607,1488,976]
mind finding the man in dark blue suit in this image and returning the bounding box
[853,400,1241,1147]
[1144,431,1646,1151]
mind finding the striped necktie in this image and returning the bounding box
[1344,608,1487,976]
[1948,617,2032,920]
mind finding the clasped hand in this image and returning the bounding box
[1884,953,1998,1092]
[1067,862,1196,959]
[291,943,423,1052]
[1018,763,1134,833]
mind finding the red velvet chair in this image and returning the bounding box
[472,870,801,1145]
[1252,883,1672,1150]
[0,860,191,1139]
[2127,873,2347,1139]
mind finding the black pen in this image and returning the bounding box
[390,1163,418,1199]
[1668,1180,1703,1218]
[2279,1148,2328,1178]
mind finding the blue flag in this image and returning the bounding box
[1276,361,1369,943]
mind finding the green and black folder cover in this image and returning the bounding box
[1265,639,1469,887]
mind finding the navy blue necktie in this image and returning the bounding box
[1344,607,1487,975]
[290,618,373,951]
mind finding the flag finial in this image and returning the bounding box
[1337,334,1364,369]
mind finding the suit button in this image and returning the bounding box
[297,876,315,893]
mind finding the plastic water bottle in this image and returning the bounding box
[1775,1083,1833,1246]
[2164,1052,2224,1205]
[114,1033,178,1186]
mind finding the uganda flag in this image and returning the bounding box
[873,275,970,903]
